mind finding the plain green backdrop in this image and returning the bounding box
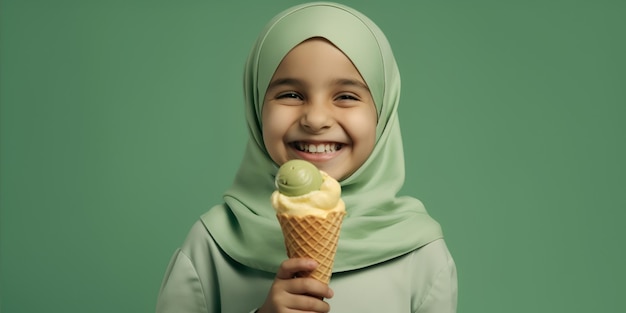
[1,0,624,312]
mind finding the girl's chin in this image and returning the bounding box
[285,149,353,180]
[309,163,348,181]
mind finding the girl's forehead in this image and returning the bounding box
[272,38,358,73]
[268,38,369,91]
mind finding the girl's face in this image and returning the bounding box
[262,38,377,181]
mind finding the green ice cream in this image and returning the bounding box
[275,160,323,197]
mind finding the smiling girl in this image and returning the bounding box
[157,3,457,313]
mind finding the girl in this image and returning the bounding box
[156,2,457,312]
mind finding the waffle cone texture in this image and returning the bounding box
[276,211,346,284]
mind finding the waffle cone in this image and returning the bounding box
[276,211,345,284]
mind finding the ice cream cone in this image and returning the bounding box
[276,210,345,284]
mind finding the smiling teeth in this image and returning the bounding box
[296,143,340,153]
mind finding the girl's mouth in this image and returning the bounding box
[292,142,344,154]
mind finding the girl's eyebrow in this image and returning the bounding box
[267,78,303,90]
[267,77,370,91]
[332,78,370,91]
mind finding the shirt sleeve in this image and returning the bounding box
[156,249,209,313]
[413,239,458,313]
[156,220,273,313]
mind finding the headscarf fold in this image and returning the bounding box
[202,2,443,273]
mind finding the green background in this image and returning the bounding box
[1,0,624,312]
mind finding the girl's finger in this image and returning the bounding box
[275,258,318,280]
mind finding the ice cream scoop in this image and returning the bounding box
[275,159,323,197]
[272,161,344,218]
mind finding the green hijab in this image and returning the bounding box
[201,2,443,273]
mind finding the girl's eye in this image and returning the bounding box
[277,92,302,100]
[336,94,359,101]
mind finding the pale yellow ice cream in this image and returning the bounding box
[272,164,345,218]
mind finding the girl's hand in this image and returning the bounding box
[257,258,334,313]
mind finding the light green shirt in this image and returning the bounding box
[156,220,457,313]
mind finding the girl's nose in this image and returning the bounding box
[300,101,334,133]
